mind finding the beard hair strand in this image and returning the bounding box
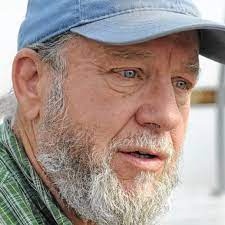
[37,115,179,225]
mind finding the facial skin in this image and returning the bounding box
[60,31,199,184]
[12,31,199,225]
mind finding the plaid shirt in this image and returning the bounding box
[0,118,72,225]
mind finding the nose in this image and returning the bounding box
[135,82,182,132]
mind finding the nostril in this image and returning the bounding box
[135,103,181,132]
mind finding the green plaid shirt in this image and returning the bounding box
[0,118,72,225]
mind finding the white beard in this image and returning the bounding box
[37,118,179,225]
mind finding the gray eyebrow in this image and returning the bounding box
[103,46,200,78]
[185,62,201,78]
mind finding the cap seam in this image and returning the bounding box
[80,7,198,24]
[78,0,81,21]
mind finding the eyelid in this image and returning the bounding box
[112,67,145,78]
[112,67,143,73]
[172,75,195,85]
[172,76,194,90]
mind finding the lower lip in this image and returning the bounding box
[118,152,164,172]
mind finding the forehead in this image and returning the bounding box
[102,31,199,58]
[65,31,199,66]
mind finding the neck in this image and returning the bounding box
[13,113,91,225]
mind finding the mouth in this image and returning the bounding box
[126,151,160,159]
[117,148,167,172]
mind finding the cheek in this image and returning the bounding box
[64,74,136,147]
[171,105,190,152]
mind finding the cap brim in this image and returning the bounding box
[71,10,225,64]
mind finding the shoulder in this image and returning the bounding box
[0,140,13,186]
[0,119,22,186]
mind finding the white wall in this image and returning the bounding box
[0,0,28,95]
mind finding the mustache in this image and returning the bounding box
[108,131,174,158]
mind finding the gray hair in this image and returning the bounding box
[0,32,78,122]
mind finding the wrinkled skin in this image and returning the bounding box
[61,31,199,186]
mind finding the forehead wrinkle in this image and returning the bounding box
[102,47,154,60]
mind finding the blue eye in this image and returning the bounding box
[176,80,189,90]
[122,70,137,78]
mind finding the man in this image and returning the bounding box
[0,0,225,225]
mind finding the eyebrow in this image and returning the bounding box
[103,46,200,76]
[185,62,200,77]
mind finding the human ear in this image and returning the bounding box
[12,48,43,120]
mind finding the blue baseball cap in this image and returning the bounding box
[18,0,225,64]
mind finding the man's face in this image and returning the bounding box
[36,31,199,224]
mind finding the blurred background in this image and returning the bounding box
[0,1,224,224]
